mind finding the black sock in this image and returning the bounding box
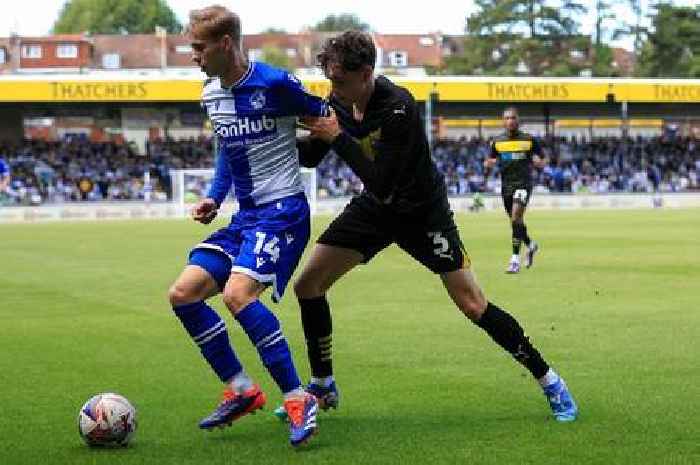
[299,296,333,378]
[521,223,531,247]
[475,302,549,379]
[512,221,532,251]
[511,222,523,254]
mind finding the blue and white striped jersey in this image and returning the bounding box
[202,61,329,208]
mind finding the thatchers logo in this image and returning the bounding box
[653,85,700,101]
[487,83,569,100]
[50,82,147,100]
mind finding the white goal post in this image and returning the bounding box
[170,167,318,217]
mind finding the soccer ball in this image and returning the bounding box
[78,393,137,447]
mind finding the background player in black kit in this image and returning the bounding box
[287,31,577,422]
[485,107,547,273]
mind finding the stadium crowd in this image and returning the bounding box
[431,134,700,197]
[1,134,698,205]
[0,137,214,205]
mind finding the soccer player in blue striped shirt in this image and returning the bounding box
[167,5,326,446]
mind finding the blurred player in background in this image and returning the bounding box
[287,31,577,423]
[0,155,12,204]
[485,107,547,273]
[166,5,328,446]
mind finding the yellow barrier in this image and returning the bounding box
[614,83,700,103]
[443,119,502,128]
[0,80,203,102]
[444,119,665,128]
[0,77,697,103]
[555,119,664,127]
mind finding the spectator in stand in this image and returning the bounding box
[1,134,697,204]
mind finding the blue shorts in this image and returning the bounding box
[188,193,310,302]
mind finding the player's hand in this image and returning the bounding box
[192,198,218,224]
[298,116,319,130]
[304,109,341,144]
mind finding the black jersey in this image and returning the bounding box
[298,76,449,223]
[489,130,542,191]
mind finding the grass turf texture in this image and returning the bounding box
[0,209,698,465]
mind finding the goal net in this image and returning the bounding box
[170,168,318,217]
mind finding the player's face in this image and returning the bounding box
[189,28,230,77]
[324,62,373,108]
[504,111,519,132]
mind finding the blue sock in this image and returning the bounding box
[235,300,301,394]
[173,301,243,383]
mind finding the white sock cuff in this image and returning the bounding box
[283,387,306,399]
[539,368,560,387]
[310,376,334,388]
[229,371,254,393]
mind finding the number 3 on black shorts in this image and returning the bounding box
[513,189,529,203]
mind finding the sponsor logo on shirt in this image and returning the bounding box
[215,115,277,139]
[501,152,527,161]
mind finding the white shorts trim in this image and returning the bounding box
[192,243,236,264]
[230,265,281,302]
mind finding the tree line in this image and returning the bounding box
[52,0,700,77]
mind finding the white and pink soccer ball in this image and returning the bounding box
[78,393,137,447]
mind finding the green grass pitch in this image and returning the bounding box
[1,209,698,465]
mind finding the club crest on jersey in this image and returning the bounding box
[357,129,381,160]
[249,90,266,110]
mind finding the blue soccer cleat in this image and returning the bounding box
[306,381,340,411]
[273,381,339,421]
[543,377,578,422]
[198,385,266,430]
[284,392,318,447]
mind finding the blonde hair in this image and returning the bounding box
[188,5,241,45]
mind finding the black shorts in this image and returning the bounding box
[317,195,470,273]
[502,186,532,216]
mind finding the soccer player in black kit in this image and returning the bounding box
[288,31,577,422]
[485,107,547,273]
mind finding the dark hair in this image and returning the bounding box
[317,30,376,72]
[188,5,241,45]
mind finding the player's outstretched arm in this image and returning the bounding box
[204,138,233,210]
[296,135,331,168]
[484,140,498,170]
[306,106,414,203]
[531,138,547,168]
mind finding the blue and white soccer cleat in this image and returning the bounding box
[306,381,340,411]
[273,381,339,421]
[543,377,578,422]
[284,392,318,447]
[198,385,266,430]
